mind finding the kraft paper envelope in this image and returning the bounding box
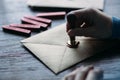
[21,23,117,74]
[27,0,104,10]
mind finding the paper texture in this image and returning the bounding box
[27,0,104,10]
[21,23,117,73]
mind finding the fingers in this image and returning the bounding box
[66,8,112,38]
[63,65,94,80]
[67,26,95,37]
[63,66,84,80]
[86,68,104,80]
[66,9,86,32]
[66,8,95,31]
[66,13,78,32]
[75,65,94,80]
[63,65,103,80]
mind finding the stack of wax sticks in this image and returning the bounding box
[2,11,66,36]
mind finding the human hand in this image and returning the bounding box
[63,65,103,80]
[66,8,112,39]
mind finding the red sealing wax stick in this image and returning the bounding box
[36,11,66,19]
[10,24,40,31]
[2,25,31,36]
[24,16,52,26]
[21,17,48,28]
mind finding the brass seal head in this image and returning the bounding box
[67,40,79,48]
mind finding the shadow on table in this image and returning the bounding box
[28,6,79,13]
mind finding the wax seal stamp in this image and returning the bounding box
[66,13,79,48]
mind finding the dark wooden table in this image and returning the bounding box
[0,0,120,80]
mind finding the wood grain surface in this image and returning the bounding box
[0,0,120,80]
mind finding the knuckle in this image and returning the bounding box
[80,69,87,73]
[87,7,96,12]
[86,7,98,15]
[63,72,75,80]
